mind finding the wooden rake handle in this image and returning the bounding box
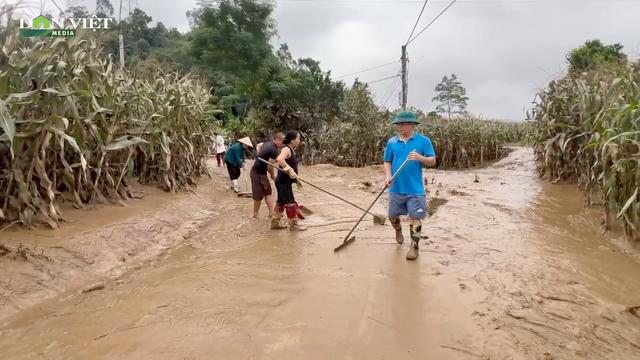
[334,157,412,252]
[257,157,379,217]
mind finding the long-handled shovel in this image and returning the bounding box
[334,157,411,252]
[256,157,386,224]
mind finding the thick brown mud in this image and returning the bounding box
[1,148,639,359]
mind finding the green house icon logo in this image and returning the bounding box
[32,15,51,29]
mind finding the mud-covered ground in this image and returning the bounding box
[1,148,639,359]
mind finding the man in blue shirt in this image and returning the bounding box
[383,111,436,260]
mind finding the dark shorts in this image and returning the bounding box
[388,193,427,219]
[275,181,296,206]
[250,168,272,200]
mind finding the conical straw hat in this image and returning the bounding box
[238,137,253,148]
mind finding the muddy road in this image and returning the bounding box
[1,148,639,359]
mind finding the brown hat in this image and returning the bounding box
[238,137,253,148]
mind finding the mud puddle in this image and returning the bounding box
[1,148,640,359]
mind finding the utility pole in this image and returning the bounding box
[119,34,125,68]
[118,0,125,68]
[400,45,408,110]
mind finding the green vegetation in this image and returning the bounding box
[0,32,213,228]
[531,40,639,240]
[424,117,533,169]
[567,39,627,75]
[432,73,469,120]
[0,0,533,228]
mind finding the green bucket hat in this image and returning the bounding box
[391,111,419,125]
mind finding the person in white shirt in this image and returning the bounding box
[213,132,227,167]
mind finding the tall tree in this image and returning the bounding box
[432,73,469,120]
[188,0,276,95]
[62,0,88,17]
[567,39,627,74]
[126,8,152,36]
[149,29,194,72]
[115,8,169,63]
[256,52,345,132]
[66,6,89,18]
[95,0,114,17]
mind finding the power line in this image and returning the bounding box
[380,71,399,97]
[334,60,399,79]
[383,87,400,108]
[407,0,458,45]
[382,76,402,108]
[376,68,402,107]
[365,73,401,85]
[280,0,640,3]
[386,79,402,108]
[406,0,429,45]
[49,0,65,15]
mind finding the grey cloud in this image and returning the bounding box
[58,0,640,119]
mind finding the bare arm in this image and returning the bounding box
[276,147,298,179]
[268,159,277,179]
[408,151,436,167]
[276,147,291,168]
[421,156,437,167]
[384,161,393,186]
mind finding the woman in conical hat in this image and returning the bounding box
[224,137,253,192]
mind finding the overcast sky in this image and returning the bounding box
[12,0,640,120]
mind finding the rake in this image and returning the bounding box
[256,157,387,225]
[334,157,411,252]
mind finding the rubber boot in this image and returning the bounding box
[406,225,421,260]
[390,218,404,244]
[288,219,307,231]
[271,217,287,230]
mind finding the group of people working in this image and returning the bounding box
[213,110,436,261]
[214,130,307,232]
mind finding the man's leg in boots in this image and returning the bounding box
[271,204,288,229]
[389,217,404,244]
[406,218,422,260]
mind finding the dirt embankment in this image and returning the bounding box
[0,170,231,321]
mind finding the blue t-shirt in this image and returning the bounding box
[383,132,436,195]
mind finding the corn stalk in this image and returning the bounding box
[0,31,214,228]
[421,117,532,169]
[530,64,640,240]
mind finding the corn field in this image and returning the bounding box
[277,82,532,168]
[530,64,640,241]
[301,114,531,169]
[421,118,532,169]
[0,31,213,229]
